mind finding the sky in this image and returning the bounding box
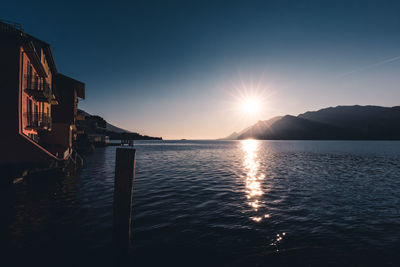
[2,0,400,139]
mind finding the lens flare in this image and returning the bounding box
[241,97,261,115]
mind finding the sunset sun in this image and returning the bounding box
[229,79,271,121]
[241,97,262,115]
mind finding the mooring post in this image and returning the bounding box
[113,147,136,253]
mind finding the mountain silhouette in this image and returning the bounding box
[225,105,400,140]
[220,116,282,140]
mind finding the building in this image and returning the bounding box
[40,74,85,157]
[88,134,110,147]
[0,20,84,170]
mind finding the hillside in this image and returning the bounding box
[77,109,162,140]
[221,116,282,140]
[225,105,400,140]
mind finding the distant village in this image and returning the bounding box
[0,20,161,180]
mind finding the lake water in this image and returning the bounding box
[4,140,400,266]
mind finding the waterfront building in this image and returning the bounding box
[0,20,84,169]
[40,74,85,157]
[88,134,110,147]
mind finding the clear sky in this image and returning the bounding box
[2,0,400,139]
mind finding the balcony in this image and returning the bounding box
[24,112,52,130]
[24,75,52,102]
[0,20,24,34]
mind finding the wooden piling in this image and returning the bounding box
[113,148,136,252]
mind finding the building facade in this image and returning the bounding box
[40,74,85,156]
[0,20,85,169]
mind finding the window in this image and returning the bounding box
[29,99,32,112]
[27,98,32,123]
[27,62,32,88]
[34,104,38,125]
[34,76,38,89]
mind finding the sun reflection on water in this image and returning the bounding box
[242,140,287,249]
[270,232,287,251]
[241,140,265,215]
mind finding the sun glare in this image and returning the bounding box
[241,97,261,115]
[225,77,274,122]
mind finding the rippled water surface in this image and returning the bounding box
[5,141,400,266]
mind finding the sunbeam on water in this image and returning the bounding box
[241,140,265,214]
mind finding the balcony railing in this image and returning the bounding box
[24,112,52,130]
[24,75,52,102]
[0,20,24,33]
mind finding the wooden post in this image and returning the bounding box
[113,148,136,252]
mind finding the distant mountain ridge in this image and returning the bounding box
[78,109,162,140]
[223,105,400,140]
[220,116,282,140]
[78,109,129,133]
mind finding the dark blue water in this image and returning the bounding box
[4,141,400,266]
